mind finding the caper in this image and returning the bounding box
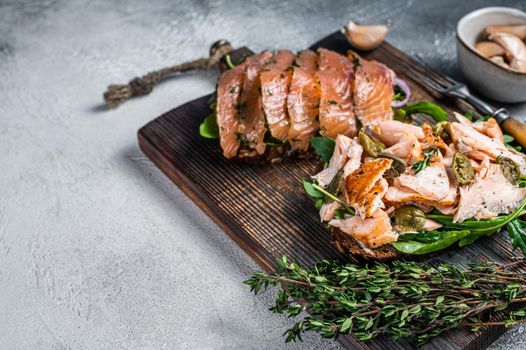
[358,131,385,158]
[432,121,450,138]
[378,152,407,178]
[452,152,475,185]
[325,170,344,202]
[497,156,521,186]
[395,205,426,231]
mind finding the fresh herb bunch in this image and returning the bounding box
[245,256,526,346]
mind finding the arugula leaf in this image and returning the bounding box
[464,110,474,121]
[504,134,515,144]
[310,137,335,163]
[397,230,442,243]
[507,219,526,256]
[302,179,324,198]
[404,102,448,122]
[199,113,219,138]
[392,230,470,255]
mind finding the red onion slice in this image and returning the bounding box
[392,78,411,108]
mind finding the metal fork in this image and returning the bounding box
[404,58,507,120]
[403,57,526,148]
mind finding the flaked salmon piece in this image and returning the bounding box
[317,48,356,138]
[384,183,458,209]
[320,201,341,222]
[260,50,295,142]
[454,158,526,223]
[449,121,526,173]
[287,50,320,151]
[353,178,389,219]
[216,64,246,159]
[329,209,398,248]
[345,158,392,218]
[350,52,395,125]
[237,51,273,154]
[383,136,422,164]
[343,137,364,177]
[394,154,450,201]
[420,123,448,151]
[473,118,504,143]
[453,112,473,125]
[314,135,361,187]
[371,120,424,146]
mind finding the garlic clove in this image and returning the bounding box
[489,32,526,72]
[489,55,510,69]
[475,41,506,58]
[486,24,526,40]
[343,21,388,51]
[511,58,526,73]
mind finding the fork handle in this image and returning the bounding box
[500,117,526,149]
[459,93,496,116]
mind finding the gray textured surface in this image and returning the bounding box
[1,0,526,349]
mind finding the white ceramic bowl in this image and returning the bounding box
[456,6,526,103]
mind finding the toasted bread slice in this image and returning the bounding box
[331,226,402,260]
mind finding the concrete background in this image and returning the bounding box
[1,0,526,349]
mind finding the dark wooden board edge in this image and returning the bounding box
[137,30,512,350]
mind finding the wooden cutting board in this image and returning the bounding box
[138,31,517,350]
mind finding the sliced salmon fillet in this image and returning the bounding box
[287,50,320,151]
[449,121,526,173]
[350,52,395,125]
[215,63,247,159]
[317,48,356,138]
[260,50,295,142]
[345,158,392,218]
[329,209,398,248]
[454,158,526,223]
[237,51,273,154]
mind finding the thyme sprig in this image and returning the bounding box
[245,256,526,346]
[412,147,439,174]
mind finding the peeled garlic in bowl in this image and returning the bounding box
[343,21,389,51]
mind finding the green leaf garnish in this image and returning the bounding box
[507,219,526,256]
[199,113,219,138]
[310,137,335,163]
[392,230,470,255]
[504,134,515,144]
[302,179,324,198]
[403,102,448,122]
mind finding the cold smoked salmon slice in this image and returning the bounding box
[350,52,395,125]
[237,51,273,155]
[287,50,320,151]
[317,48,356,138]
[215,63,247,159]
[260,50,295,142]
